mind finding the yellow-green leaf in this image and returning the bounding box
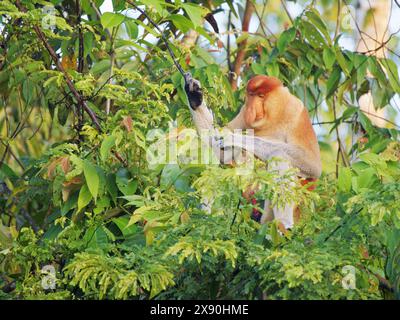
[101,12,125,29]
[78,184,92,212]
[83,160,99,199]
[100,135,116,162]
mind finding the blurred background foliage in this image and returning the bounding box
[0,0,400,299]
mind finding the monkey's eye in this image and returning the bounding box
[258,94,265,98]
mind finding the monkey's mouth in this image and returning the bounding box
[250,117,267,128]
[255,113,264,120]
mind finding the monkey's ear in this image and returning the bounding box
[246,75,282,95]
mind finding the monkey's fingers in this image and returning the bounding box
[184,72,192,85]
[184,73,201,92]
[213,137,225,149]
[191,79,201,92]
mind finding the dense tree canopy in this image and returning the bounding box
[0,0,400,299]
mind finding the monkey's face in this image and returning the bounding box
[244,75,282,128]
[244,94,267,128]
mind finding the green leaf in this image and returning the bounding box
[116,168,137,196]
[326,66,341,99]
[85,226,109,249]
[101,12,125,29]
[125,19,139,39]
[222,75,236,109]
[106,173,118,203]
[338,167,352,192]
[141,0,164,14]
[301,21,326,49]
[96,166,107,198]
[91,59,111,75]
[371,79,388,108]
[305,9,331,44]
[277,28,296,53]
[341,106,358,120]
[368,57,386,83]
[356,79,370,101]
[169,14,194,33]
[226,0,238,18]
[0,163,18,181]
[83,160,99,199]
[22,79,34,104]
[42,224,63,241]
[380,58,400,93]
[182,3,208,28]
[270,221,282,246]
[174,175,191,193]
[266,63,280,78]
[113,216,139,236]
[160,164,181,189]
[112,0,125,11]
[251,62,265,75]
[352,168,377,192]
[61,191,78,215]
[323,47,335,70]
[100,135,116,162]
[354,54,368,86]
[78,183,93,212]
[83,32,94,57]
[334,47,350,76]
[306,50,323,66]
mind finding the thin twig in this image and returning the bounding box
[324,208,362,242]
[76,0,85,141]
[15,0,102,132]
[332,96,349,173]
[89,0,112,39]
[281,0,294,25]
[125,0,186,77]
[361,110,400,128]
[335,0,341,38]
[0,141,24,170]
[77,0,84,73]
[112,150,128,167]
[106,27,117,115]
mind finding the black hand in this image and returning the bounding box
[184,73,203,110]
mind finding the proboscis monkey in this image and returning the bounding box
[184,73,321,230]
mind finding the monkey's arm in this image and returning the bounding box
[221,134,321,178]
[226,107,247,131]
[185,73,215,132]
[185,74,250,164]
[185,73,247,133]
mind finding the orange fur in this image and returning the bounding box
[190,74,321,229]
[240,77,321,176]
[235,76,321,227]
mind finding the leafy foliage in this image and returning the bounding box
[0,0,400,300]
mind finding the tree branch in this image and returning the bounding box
[230,0,254,90]
[227,10,233,73]
[15,0,101,132]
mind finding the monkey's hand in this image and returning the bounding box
[184,73,203,110]
[217,134,287,159]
